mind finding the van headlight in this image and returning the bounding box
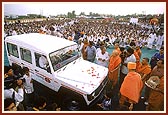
[87,76,108,101]
[87,92,95,101]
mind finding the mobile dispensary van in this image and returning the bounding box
[4,33,108,110]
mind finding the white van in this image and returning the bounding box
[4,33,108,110]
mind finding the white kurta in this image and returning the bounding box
[156,35,164,50]
[4,88,24,107]
[147,33,155,49]
[121,54,136,74]
[96,50,109,67]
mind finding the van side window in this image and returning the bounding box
[35,53,49,70]
[7,43,19,58]
[20,48,32,63]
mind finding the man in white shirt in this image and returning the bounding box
[22,67,34,107]
[119,47,136,88]
[96,46,110,67]
[147,32,156,49]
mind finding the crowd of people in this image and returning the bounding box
[4,18,164,51]
[4,65,61,111]
[4,17,165,111]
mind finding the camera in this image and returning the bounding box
[4,64,25,89]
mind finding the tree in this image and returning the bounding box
[67,11,76,18]
[79,12,85,16]
[67,12,71,18]
[89,12,93,16]
[72,10,76,18]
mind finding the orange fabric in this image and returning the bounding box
[136,63,151,82]
[136,64,151,75]
[127,62,136,70]
[134,51,140,70]
[136,49,142,59]
[108,54,121,86]
[134,51,140,63]
[82,43,88,60]
[115,48,121,55]
[108,55,121,72]
[120,71,143,103]
[80,31,85,35]
[38,30,45,34]
[108,65,120,86]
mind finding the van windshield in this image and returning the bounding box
[49,44,80,71]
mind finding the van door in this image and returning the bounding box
[19,47,34,74]
[34,52,58,91]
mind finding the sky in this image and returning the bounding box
[3,2,165,16]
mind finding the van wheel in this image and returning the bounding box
[62,97,82,111]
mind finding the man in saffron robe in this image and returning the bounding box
[136,58,152,100]
[119,62,143,111]
[108,50,121,87]
[136,58,151,83]
[114,43,121,55]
